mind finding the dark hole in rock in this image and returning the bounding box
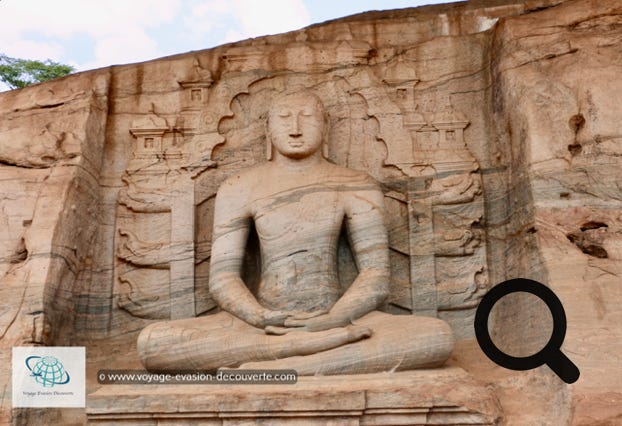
[566,232,608,258]
[580,221,608,231]
[569,113,585,132]
[580,244,608,258]
[40,102,65,109]
[568,143,582,155]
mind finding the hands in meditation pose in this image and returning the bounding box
[137,91,454,375]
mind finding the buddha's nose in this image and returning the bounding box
[289,115,302,137]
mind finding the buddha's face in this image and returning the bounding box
[267,93,325,159]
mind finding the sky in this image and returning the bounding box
[0,0,460,91]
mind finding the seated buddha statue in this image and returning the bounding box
[137,90,454,375]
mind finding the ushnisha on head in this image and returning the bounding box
[266,90,329,160]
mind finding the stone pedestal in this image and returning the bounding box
[86,367,500,425]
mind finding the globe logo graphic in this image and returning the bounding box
[25,355,70,387]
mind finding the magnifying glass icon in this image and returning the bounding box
[474,278,580,384]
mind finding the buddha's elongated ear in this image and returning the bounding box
[265,115,273,161]
[322,110,329,159]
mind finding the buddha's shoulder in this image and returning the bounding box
[216,169,258,199]
[219,163,270,189]
[322,163,377,186]
[219,162,378,193]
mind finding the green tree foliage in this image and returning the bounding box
[0,54,75,89]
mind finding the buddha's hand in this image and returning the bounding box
[261,310,330,334]
[282,312,350,332]
[259,309,320,328]
[260,310,290,327]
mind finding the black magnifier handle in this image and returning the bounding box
[546,349,580,384]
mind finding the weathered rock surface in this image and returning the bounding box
[1,0,621,424]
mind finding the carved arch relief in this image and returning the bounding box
[114,60,262,320]
[353,56,488,319]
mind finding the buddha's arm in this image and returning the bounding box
[284,180,390,332]
[209,178,285,328]
[329,183,390,321]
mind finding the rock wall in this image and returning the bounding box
[1,0,621,424]
[492,1,622,423]
[0,71,110,424]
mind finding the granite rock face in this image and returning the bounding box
[1,0,621,424]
